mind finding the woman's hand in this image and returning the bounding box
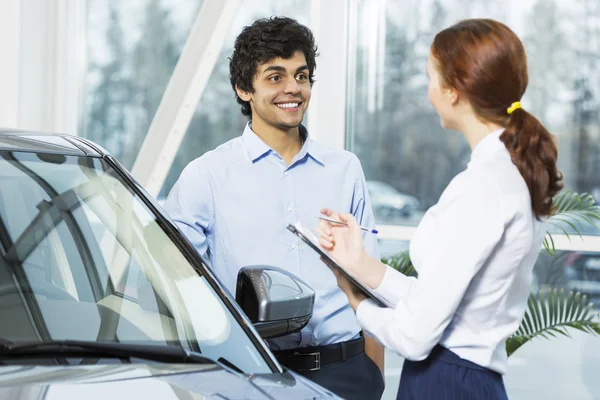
[316,208,369,277]
[316,208,387,290]
[327,264,367,311]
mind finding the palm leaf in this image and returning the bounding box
[381,250,417,277]
[506,289,600,357]
[545,191,600,254]
[543,234,556,256]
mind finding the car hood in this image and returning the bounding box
[0,364,338,399]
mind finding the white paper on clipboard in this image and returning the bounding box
[287,221,393,308]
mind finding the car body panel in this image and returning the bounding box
[0,134,83,156]
[0,129,104,157]
[0,364,336,399]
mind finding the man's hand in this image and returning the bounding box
[364,333,385,383]
[322,259,367,310]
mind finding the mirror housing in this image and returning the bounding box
[236,266,314,339]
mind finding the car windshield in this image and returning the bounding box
[0,150,270,373]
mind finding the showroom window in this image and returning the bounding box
[80,0,202,170]
[345,1,600,399]
[346,0,600,227]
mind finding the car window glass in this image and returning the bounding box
[0,151,270,374]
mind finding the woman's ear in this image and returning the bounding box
[446,86,459,106]
[235,85,252,102]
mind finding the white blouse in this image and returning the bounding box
[356,129,547,374]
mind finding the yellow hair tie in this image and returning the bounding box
[507,101,521,115]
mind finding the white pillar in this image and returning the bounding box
[131,0,241,197]
[18,0,84,135]
[307,0,349,149]
[0,0,21,128]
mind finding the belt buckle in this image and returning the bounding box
[294,351,321,371]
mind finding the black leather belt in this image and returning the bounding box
[273,335,364,372]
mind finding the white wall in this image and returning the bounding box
[0,0,83,134]
[307,0,349,149]
[0,0,21,128]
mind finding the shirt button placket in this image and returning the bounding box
[284,169,300,254]
[283,167,309,347]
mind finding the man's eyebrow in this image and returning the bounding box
[262,65,286,74]
[261,65,309,74]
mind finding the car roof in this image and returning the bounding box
[0,128,105,157]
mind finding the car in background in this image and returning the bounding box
[0,129,338,399]
[366,180,420,222]
[556,224,600,299]
[563,251,600,297]
[536,223,600,299]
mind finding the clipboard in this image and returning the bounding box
[287,221,393,308]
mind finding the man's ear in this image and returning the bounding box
[235,85,252,102]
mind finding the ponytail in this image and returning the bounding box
[499,109,563,219]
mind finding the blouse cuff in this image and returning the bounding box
[356,298,389,336]
[373,264,415,305]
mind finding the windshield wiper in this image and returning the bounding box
[0,340,215,365]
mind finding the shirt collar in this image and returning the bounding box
[242,123,271,162]
[470,128,505,164]
[297,125,324,165]
[242,123,324,165]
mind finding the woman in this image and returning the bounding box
[317,19,563,399]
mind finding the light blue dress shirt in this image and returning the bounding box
[163,123,379,350]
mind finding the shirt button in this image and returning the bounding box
[287,206,293,212]
[284,171,289,176]
[291,244,297,249]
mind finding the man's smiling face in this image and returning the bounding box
[237,50,311,131]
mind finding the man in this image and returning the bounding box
[163,16,384,400]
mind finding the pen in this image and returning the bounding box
[319,216,379,234]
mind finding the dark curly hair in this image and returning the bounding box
[229,16,318,117]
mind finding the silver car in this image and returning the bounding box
[0,129,339,399]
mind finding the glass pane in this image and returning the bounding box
[80,0,202,169]
[0,151,269,373]
[378,238,409,259]
[159,0,310,198]
[510,248,600,400]
[346,0,600,232]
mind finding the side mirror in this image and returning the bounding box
[236,266,314,339]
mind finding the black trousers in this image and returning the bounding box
[397,345,509,400]
[295,351,385,400]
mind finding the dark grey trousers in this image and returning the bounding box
[295,351,385,400]
[397,345,509,400]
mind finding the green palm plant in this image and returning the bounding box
[381,191,600,357]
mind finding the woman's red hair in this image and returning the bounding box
[431,19,563,218]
